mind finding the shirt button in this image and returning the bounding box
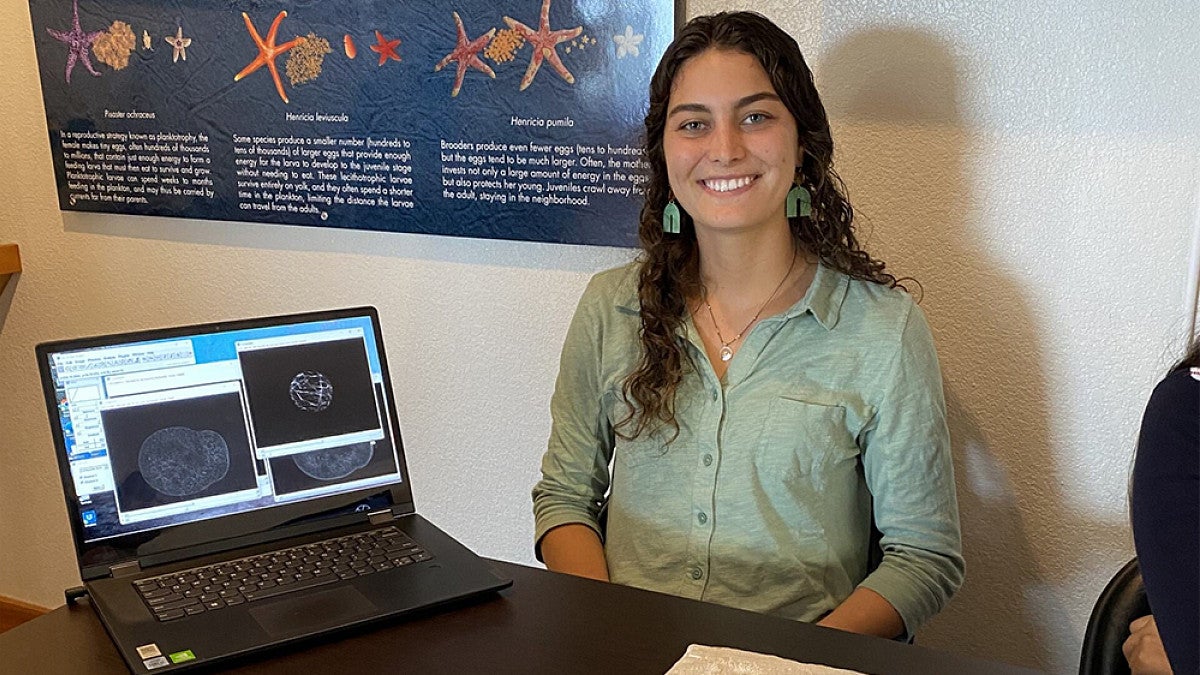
[697,512,707,525]
[689,567,703,580]
[711,390,718,402]
[702,454,713,467]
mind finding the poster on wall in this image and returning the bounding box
[27,0,678,247]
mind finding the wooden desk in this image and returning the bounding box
[0,561,1037,674]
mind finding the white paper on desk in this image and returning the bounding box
[665,644,869,675]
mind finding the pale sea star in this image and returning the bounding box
[47,0,103,84]
[164,25,191,63]
[369,31,401,66]
[613,25,643,59]
[434,12,495,97]
[503,0,582,91]
[234,11,302,104]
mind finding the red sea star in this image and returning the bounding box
[434,13,495,97]
[47,0,103,84]
[503,0,582,91]
[369,31,401,66]
[234,11,302,104]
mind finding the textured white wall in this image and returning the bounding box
[2,1,1196,673]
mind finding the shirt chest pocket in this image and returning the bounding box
[754,397,862,483]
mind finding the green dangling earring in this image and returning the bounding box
[786,184,812,218]
[662,200,681,234]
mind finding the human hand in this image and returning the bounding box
[1122,615,1173,675]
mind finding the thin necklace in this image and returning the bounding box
[703,247,798,363]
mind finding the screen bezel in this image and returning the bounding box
[36,306,415,579]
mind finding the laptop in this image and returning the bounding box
[36,307,512,672]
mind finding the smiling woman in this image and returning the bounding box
[532,12,964,642]
[663,50,800,239]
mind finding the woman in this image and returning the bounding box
[532,12,963,639]
[1126,341,1199,674]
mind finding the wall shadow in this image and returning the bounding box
[819,28,1129,671]
[0,273,19,332]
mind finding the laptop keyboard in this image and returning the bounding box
[133,526,432,622]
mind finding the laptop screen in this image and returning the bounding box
[42,310,405,546]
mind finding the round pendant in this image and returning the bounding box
[719,345,734,362]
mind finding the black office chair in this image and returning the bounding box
[1079,558,1150,675]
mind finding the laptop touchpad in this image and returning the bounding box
[250,586,379,638]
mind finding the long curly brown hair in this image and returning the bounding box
[1173,339,1200,372]
[618,11,898,440]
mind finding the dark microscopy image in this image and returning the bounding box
[139,426,230,496]
[269,385,400,497]
[293,442,373,480]
[101,391,258,514]
[289,370,333,412]
[239,338,380,449]
[270,438,398,497]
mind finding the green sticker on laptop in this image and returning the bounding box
[168,650,196,664]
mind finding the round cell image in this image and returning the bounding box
[292,443,374,481]
[138,426,231,497]
[289,370,333,412]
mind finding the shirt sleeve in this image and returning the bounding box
[531,274,617,560]
[1131,369,1199,675]
[856,301,965,636]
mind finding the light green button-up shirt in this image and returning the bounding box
[533,262,963,634]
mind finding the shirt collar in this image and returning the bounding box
[778,261,848,331]
[614,260,849,331]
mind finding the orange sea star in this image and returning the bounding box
[434,12,495,97]
[503,0,582,91]
[369,31,401,66]
[234,11,302,104]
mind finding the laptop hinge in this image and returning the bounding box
[367,508,399,525]
[109,561,142,578]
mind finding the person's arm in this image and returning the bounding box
[853,301,965,639]
[532,272,621,575]
[816,587,904,638]
[1123,615,1174,675]
[1131,369,1199,674]
[540,523,609,581]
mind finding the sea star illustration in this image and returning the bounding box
[164,25,191,63]
[613,25,643,58]
[369,30,401,66]
[503,0,582,91]
[434,12,495,97]
[47,0,103,84]
[234,11,303,104]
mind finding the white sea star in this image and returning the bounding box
[164,25,191,63]
[613,25,643,59]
